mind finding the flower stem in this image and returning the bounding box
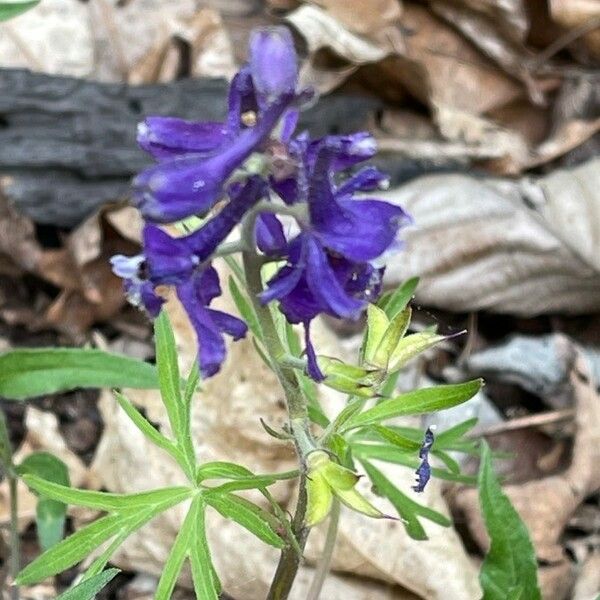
[306,498,340,600]
[9,474,20,600]
[241,246,314,599]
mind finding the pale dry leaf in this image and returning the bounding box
[382,157,600,315]
[286,5,395,65]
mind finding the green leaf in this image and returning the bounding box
[17,452,70,550]
[0,349,158,400]
[206,493,285,548]
[17,513,125,585]
[369,425,422,451]
[363,304,389,364]
[17,485,190,586]
[351,442,476,485]
[197,461,255,482]
[0,410,13,467]
[373,307,411,368]
[21,475,192,513]
[114,392,184,466]
[155,498,199,600]
[342,379,483,431]
[479,442,541,600]
[306,471,333,527]
[388,330,448,371]
[189,497,220,600]
[154,311,183,434]
[379,277,419,319]
[229,276,264,344]
[360,460,451,540]
[0,0,39,21]
[183,360,201,409]
[56,568,120,600]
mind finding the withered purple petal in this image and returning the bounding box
[304,321,325,382]
[412,427,435,493]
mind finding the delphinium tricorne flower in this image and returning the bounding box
[112,26,410,381]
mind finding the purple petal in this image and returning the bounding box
[280,109,299,143]
[336,166,389,196]
[227,66,258,134]
[176,268,243,378]
[255,213,287,256]
[184,175,267,261]
[208,308,247,340]
[259,236,305,304]
[304,321,325,382]
[134,98,292,223]
[195,265,221,306]
[308,133,377,174]
[110,254,144,280]
[143,224,199,284]
[250,27,298,107]
[177,279,225,378]
[137,117,229,160]
[304,237,364,319]
[312,197,409,262]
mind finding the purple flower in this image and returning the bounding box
[110,254,164,317]
[412,427,435,493]
[113,177,266,376]
[176,267,247,378]
[258,135,407,379]
[133,27,299,224]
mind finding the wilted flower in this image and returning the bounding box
[412,427,435,493]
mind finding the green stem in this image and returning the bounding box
[9,474,19,600]
[306,498,340,600]
[240,235,315,599]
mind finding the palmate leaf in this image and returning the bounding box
[205,492,285,549]
[16,480,194,585]
[360,460,450,540]
[56,569,120,600]
[0,348,158,400]
[479,443,541,600]
[341,379,483,431]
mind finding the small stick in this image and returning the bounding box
[473,408,575,437]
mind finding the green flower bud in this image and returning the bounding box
[305,451,387,526]
[318,356,381,398]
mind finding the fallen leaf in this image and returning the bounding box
[549,0,600,61]
[382,158,600,315]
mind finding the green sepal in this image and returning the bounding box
[318,356,381,398]
[388,330,449,372]
[373,307,411,368]
[363,304,389,364]
[306,471,333,527]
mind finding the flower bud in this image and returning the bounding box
[306,451,387,527]
[318,356,381,398]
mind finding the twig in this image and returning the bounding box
[530,16,600,72]
[473,408,575,437]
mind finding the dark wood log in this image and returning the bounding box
[0,69,380,226]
